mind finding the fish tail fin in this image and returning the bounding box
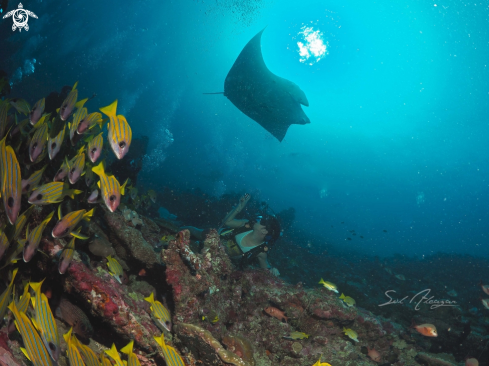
[318,278,324,284]
[120,178,129,196]
[92,161,105,177]
[75,98,88,109]
[72,81,79,91]
[120,340,134,355]
[153,333,166,349]
[43,211,54,225]
[99,100,118,118]
[410,319,417,329]
[97,118,108,129]
[10,268,18,285]
[83,208,95,221]
[63,328,73,343]
[105,343,120,361]
[69,189,84,199]
[144,292,155,304]
[29,278,45,295]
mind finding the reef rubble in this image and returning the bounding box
[1,210,475,366]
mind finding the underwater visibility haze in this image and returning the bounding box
[1,0,489,365]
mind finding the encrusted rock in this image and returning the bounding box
[174,323,251,366]
[416,352,458,366]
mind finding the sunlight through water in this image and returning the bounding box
[297,26,328,65]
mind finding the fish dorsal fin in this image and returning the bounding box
[72,81,79,91]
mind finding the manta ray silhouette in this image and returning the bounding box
[210,28,310,142]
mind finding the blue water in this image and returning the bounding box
[1,0,488,258]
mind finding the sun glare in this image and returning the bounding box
[297,26,328,65]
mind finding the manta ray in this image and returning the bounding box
[216,28,310,142]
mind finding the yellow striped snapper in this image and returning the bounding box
[68,146,86,184]
[8,298,54,366]
[70,105,87,145]
[105,343,125,366]
[59,82,78,121]
[63,328,86,366]
[343,327,359,342]
[29,98,45,125]
[53,157,70,182]
[0,268,17,320]
[21,165,46,193]
[318,278,338,293]
[22,211,54,262]
[92,161,127,212]
[1,145,22,224]
[10,98,31,115]
[77,112,102,134]
[59,236,76,274]
[48,125,65,160]
[106,255,123,284]
[100,354,113,366]
[29,117,49,163]
[52,205,94,238]
[87,132,103,163]
[0,229,10,261]
[121,340,142,366]
[28,182,82,205]
[7,282,31,334]
[144,292,172,332]
[11,116,31,138]
[7,205,34,243]
[99,100,132,160]
[71,334,100,366]
[154,333,185,366]
[30,279,60,362]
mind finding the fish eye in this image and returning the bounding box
[7,197,14,208]
[51,142,57,149]
[91,148,97,154]
[32,142,38,150]
[70,167,75,173]
[63,228,70,234]
[36,194,43,200]
[49,342,56,351]
[119,141,126,148]
[24,240,29,248]
[109,195,116,202]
